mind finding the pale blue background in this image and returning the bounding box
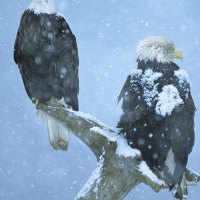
[0,0,199,199]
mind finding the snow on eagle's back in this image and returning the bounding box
[28,0,55,14]
[131,69,142,77]
[155,85,183,117]
[130,68,188,117]
[141,69,163,107]
[174,69,189,84]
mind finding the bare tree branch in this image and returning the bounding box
[41,105,117,158]
[40,105,200,200]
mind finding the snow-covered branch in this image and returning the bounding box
[41,105,117,158]
[40,105,200,200]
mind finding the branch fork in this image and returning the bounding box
[40,105,200,200]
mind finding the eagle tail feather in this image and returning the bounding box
[37,110,69,151]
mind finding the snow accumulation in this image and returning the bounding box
[131,69,142,77]
[90,127,116,142]
[69,109,140,158]
[72,110,140,157]
[155,85,183,117]
[130,68,189,117]
[142,69,163,85]
[75,152,105,199]
[138,161,165,186]
[141,69,163,107]
[174,69,190,99]
[91,126,141,158]
[115,134,141,157]
[72,110,113,130]
[174,69,189,84]
[130,69,142,86]
[56,12,65,19]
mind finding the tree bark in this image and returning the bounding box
[40,105,200,200]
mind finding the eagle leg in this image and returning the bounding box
[35,99,41,109]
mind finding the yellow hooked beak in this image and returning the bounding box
[172,49,184,60]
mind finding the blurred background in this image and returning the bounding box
[0,0,199,199]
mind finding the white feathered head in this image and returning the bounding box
[136,36,183,63]
[28,0,55,14]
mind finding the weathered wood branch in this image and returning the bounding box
[40,105,200,200]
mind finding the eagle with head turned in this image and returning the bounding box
[14,0,79,151]
[117,36,195,199]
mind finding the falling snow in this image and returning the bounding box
[0,0,200,200]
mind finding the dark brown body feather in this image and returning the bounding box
[14,10,79,110]
[117,60,195,191]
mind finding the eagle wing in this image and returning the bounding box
[14,11,33,100]
[117,74,148,128]
[54,16,79,111]
[157,71,196,189]
[169,72,196,155]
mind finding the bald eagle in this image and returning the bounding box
[14,0,79,151]
[117,36,195,199]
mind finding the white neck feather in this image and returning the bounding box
[136,36,173,63]
[28,0,55,14]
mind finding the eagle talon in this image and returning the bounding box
[35,99,40,109]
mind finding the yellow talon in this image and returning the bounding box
[35,99,40,108]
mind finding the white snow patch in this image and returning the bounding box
[174,69,189,84]
[28,0,55,14]
[90,127,140,158]
[116,135,141,157]
[130,69,142,86]
[56,12,66,19]
[69,109,140,157]
[131,69,142,77]
[75,151,105,199]
[141,69,163,106]
[76,124,140,199]
[90,127,116,142]
[156,85,183,117]
[142,69,163,87]
[174,69,190,98]
[138,161,165,186]
[72,110,114,131]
